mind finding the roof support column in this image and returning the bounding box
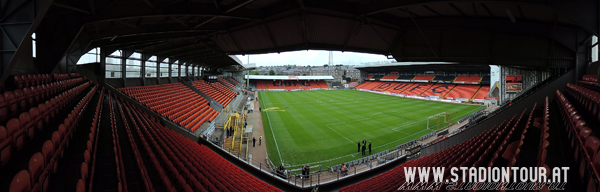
[191,65,195,79]
[168,58,173,83]
[121,52,126,87]
[141,53,147,86]
[185,63,189,77]
[122,50,135,87]
[99,47,107,86]
[157,56,164,85]
[178,62,182,78]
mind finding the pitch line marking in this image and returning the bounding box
[260,92,284,164]
[324,124,355,144]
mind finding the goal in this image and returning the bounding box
[426,112,457,131]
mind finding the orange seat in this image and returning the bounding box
[0,126,11,168]
[76,179,85,192]
[10,170,31,192]
[19,112,34,140]
[28,152,44,190]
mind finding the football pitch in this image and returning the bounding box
[258,89,483,169]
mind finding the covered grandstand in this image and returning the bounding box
[246,75,334,91]
[355,63,494,104]
[0,0,599,191]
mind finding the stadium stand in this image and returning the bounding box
[354,81,372,89]
[453,75,482,83]
[267,81,285,89]
[256,80,268,90]
[557,84,600,191]
[227,77,242,86]
[117,83,218,132]
[579,74,599,86]
[381,75,398,80]
[5,1,600,191]
[444,84,481,100]
[360,81,384,90]
[211,82,237,101]
[412,75,434,81]
[191,80,233,107]
[401,83,435,95]
[0,75,86,125]
[301,81,322,90]
[2,80,95,192]
[12,74,52,89]
[372,82,394,91]
[116,98,282,192]
[397,75,415,81]
[421,84,455,97]
[385,82,414,94]
[473,86,491,100]
[432,75,456,82]
[372,75,384,79]
[218,77,236,89]
[317,80,329,89]
[282,81,302,90]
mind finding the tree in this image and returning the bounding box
[269,69,275,75]
[302,73,306,76]
[249,70,260,75]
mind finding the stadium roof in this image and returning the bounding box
[245,75,334,80]
[2,0,596,80]
[355,62,457,68]
[355,62,491,73]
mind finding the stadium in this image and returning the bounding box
[0,0,598,192]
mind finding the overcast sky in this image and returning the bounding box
[235,50,394,66]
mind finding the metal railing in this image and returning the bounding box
[241,149,408,189]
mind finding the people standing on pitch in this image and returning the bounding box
[253,137,256,147]
[357,141,360,152]
[363,139,366,146]
[368,141,372,154]
[307,165,310,179]
[259,135,262,145]
[362,143,366,155]
[301,165,306,178]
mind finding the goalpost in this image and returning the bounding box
[426,112,457,131]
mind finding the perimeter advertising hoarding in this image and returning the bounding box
[506,75,522,92]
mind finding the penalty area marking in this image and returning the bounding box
[289,128,431,167]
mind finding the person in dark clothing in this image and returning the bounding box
[253,137,256,147]
[357,142,360,152]
[301,165,306,177]
[368,141,372,154]
[362,144,366,155]
[363,139,366,146]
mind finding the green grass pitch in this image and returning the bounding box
[258,89,483,169]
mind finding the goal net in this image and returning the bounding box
[426,112,457,131]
